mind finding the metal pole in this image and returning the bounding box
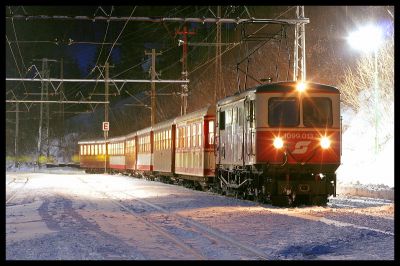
[60,58,64,161]
[374,49,379,154]
[215,6,222,103]
[6,100,110,104]
[14,102,19,167]
[6,15,310,25]
[46,67,50,159]
[300,6,306,81]
[104,62,109,174]
[37,59,46,166]
[151,49,156,126]
[145,49,161,125]
[6,77,189,83]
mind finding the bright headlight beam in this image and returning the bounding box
[320,137,331,149]
[296,81,306,92]
[273,137,284,149]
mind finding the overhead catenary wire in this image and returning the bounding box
[6,34,28,94]
[11,17,27,73]
[104,6,137,65]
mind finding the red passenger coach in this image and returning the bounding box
[174,105,216,183]
[152,119,175,175]
[108,136,127,172]
[78,139,108,173]
[136,127,153,172]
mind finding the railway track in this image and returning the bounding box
[117,190,270,260]
[77,176,207,260]
[78,176,270,260]
[6,176,29,205]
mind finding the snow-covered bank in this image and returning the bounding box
[336,106,394,189]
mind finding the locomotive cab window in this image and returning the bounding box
[268,97,299,127]
[303,97,333,127]
[219,111,225,130]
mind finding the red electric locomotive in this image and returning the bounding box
[214,81,341,206]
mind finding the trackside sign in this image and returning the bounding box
[102,122,109,131]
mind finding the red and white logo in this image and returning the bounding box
[292,141,311,154]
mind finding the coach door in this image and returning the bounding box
[245,98,256,165]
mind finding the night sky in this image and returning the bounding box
[5,6,394,155]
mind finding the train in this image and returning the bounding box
[78,81,341,206]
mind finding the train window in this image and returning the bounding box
[83,145,86,155]
[247,100,255,127]
[91,145,94,155]
[226,109,232,125]
[156,133,159,151]
[268,97,299,127]
[187,126,191,148]
[198,123,202,147]
[177,128,180,148]
[167,135,170,149]
[209,120,215,145]
[238,107,243,126]
[95,145,98,155]
[181,127,184,148]
[192,124,196,147]
[303,97,333,127]
[99,144,102,155]
[219,111,225,130]
[163,130,166,150]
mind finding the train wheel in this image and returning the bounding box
[311,196,328,206]
[271,195,293,207]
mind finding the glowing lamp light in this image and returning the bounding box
[320,137,331,149]
[347,24,383,53]
[273,137,284,149]
[296,81,307,92]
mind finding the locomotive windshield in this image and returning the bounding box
[303,97,333,127]
[268,97,299,127]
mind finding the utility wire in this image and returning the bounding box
[6,34,28,94]
[104,6,137,65]
[10,17,27,72]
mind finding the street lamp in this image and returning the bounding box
[347,24,384,154]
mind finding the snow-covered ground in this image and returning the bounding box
[336,105,394,188]
[6,168,394,260]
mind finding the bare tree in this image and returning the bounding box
[339,32,394,147]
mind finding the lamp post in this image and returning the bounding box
[347,24,383,154]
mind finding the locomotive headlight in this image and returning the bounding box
[296,81,307,92]
[273,137,284,149]
[320,136,331,149]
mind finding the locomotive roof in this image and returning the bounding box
[254,81,339,93]
[217,81,339,106]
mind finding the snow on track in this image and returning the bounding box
[6,169,394,260]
